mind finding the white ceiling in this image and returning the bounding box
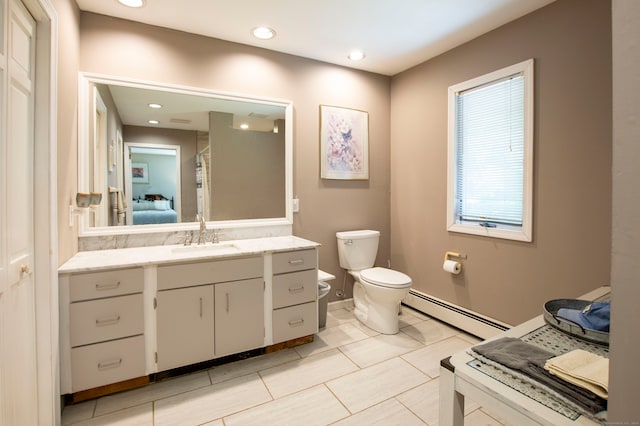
[75,0,555,76]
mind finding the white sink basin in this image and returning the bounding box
[171,242,239,254]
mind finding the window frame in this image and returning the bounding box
[446,59,534,242]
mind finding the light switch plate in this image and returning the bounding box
[292,198,300,213]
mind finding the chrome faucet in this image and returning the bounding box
[197,214,207,245]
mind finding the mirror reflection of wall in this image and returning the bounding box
[85,78,289,229]
[210,112,285,220]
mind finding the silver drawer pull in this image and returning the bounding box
[288,259,304,265]
[97,358,122,370]
[95,281,120,291]
[288,318,304,327]
[95,315,121,326]
[288,285,305,294]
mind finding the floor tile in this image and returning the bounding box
[401,317,459,345]
[260,348,359,399]
[398,306,430,327]
[294,322,371,358]
[396,378,480,426]
[209,348,300,384]
[332,398,425,425]
[60,301,497,426]
[327,357,428,413]
[339,331,424,368]
[465,408,505,426]
[326,308,380,336]
[67,403,152,426]
[224,385,349,426]
[401,336,473,378]
[94,371,211,417]
[200,420,224,426]
[153,373,271,426]
[458,332,483,345]
[61,399,96,425]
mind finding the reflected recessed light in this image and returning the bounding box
[118,0,145,7]
[348,50,366,61]
[148,119,159,124]
[240,123,249,130]
[252,26,276,40]
[148,103,162,109]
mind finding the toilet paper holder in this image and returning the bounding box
[444,251,467,262]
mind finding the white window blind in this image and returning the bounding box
[454,73,525,226]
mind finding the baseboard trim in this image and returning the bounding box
[328,299,354,311]
[403,289,511,339]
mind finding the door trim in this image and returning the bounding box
[21,0,58,423]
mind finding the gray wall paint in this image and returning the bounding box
[64,11,392,303]
[609,0,640,422]
[390,0,612,325]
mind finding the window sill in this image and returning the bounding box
[447,222,532,242]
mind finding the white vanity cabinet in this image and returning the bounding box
[272,249,318,343]
[215,278,264,357]
[156,285,215,371]
[155,256,264,370]
[59,237,320,399]
[61,268,146,393]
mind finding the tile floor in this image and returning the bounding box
[62,303,505,426]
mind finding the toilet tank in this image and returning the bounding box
[336,230,380,271]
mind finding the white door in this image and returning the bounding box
[0,0,38,423]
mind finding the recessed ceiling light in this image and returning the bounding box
[348,50,366,61]
[118,0,145,7]
[252,26,276,40]
[148,103,162,109]
[148,119,159,124]
[240,123,249,130]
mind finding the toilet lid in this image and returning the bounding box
[360,267,412,288]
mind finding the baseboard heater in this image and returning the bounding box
[403,289,511,340]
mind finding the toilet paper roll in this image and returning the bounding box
[443,260,462,275]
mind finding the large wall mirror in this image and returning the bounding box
[78,73,293,236]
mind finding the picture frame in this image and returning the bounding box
[320,104,369,180]
[131,162,149,184]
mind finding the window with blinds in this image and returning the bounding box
[447,59,534,242]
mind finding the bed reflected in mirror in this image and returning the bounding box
[77,73,293,235]
[125,144,181,226]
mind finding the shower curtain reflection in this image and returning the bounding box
[196,147,211,221]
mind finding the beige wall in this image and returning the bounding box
[209,112,285,221]
[54,0,80,264]
[62,12,392,302]
[609,0,640,422]
[390,0,612,325]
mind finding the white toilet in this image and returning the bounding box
[336,230,412,334]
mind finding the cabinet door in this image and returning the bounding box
[215,278,264,357]
[157,285,214,371]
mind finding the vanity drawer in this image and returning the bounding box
[158,256,263,290]
[70,294,144,347]
[272,269,317,309]
[70,335,145,392]
[272,249,317,274]
[272,301,317,343]
[69,268,143,302]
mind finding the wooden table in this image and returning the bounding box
[439,287,609,426]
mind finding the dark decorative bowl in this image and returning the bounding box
[543,299,609,346]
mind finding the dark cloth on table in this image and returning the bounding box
[472,337,607,414]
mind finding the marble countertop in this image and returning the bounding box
[59,236,321,274]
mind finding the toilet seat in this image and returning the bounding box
[360,267,412,289]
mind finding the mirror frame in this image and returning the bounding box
[77,72,293,236]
